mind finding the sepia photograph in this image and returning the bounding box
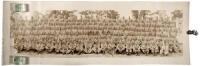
[3,1,190,65]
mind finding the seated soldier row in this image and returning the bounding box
[14,37,182,56]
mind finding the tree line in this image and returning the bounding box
[46,10,182,21]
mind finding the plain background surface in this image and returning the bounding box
[0,0,200,66]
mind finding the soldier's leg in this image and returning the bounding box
[164,50,169,56]
[126,49,129,55]
[160,49,164,56]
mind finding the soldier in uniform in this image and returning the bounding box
[96,41,102,54]
[104,41,110,54]
[100,41,106,54]
[84,40,92,54]
[174,41,183,53]
[107,41,116,55]
[14,38,24,53]
[172,43,180,53]
[130,40,136,55]
[59,39,67,54]
[140,43,148,55]
[24,38,32,51]
[145,43,151,55]
[159,40,169,56]
[169,40,175,53]
[75,41,84,55]
[116,41,125,54]
[164,43,169,56]
[55,39,62,53]
[68,41,74,54]
[64,42,71,54]
[45,38,53,53]
[74,40,79,54]
[91,41,98,54]
[151,43,159,56]
[134,40,141,56]
[125,41,133,55]
[89,39,94,54]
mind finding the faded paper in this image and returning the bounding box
[3,1,190,65]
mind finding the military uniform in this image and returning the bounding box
[159,41,169,56]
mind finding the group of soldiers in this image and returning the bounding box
[14,37,182,56]
[11,10,183,56]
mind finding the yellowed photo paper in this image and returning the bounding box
[3,1,190,65]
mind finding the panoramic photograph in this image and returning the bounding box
[3,1,189,65]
